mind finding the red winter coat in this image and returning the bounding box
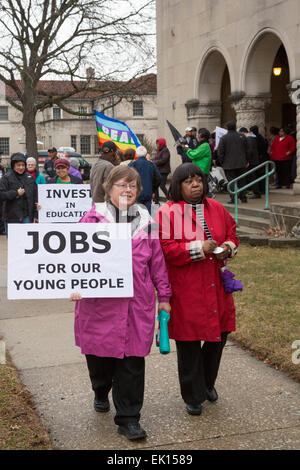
[157,199,239,342]
[270,135,296,161]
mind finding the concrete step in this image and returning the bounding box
[236,225,266,236]
[235,214,270,230]
[223,203,270,220]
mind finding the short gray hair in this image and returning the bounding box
[69,157,80,169]
[26,157,37,166]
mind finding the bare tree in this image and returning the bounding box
[0,0,155,157]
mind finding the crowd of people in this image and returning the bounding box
[177,122,297,203]
[0,120,297,441]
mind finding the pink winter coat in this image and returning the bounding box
[74,202,172,359]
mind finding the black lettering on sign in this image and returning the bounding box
[92,231,111,253]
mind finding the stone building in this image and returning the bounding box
[0,73,157,161]
[156,0,300,194]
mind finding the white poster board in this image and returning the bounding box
[215,126,228,148]
[38,184,92,223]
[7,223,133,299]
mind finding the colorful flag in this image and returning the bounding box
[94,109,141,153]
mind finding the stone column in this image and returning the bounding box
[230,94,271,136]
[287,83,300,194]
[185,99,221,131]
[292,103,300,194]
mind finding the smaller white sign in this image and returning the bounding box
[7,223,133,299]
[215,126,228,148]
[38,184,92,223]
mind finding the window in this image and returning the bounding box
[0,137,9,154]
[78,106,89,119]
[52,107,62,120]
[133,101,144,116]
[71,135,77,152]
[94,135,100,154]
[136,134,144,145]
[80,135,91,154]
[0,106,8,120]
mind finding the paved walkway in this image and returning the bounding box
[0,232,299,450]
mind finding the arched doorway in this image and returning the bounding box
[266,44,296,132]
[238,31,296,136]
[186,49,234,132]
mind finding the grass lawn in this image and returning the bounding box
[230,244,300,382]
[0,351,53,450]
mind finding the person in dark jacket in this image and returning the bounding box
[43,147,58,181]
[0,153,38,233]
[47,158,83,184]
[177,127,199,164]
[239,128,261,199]
[249,125,269,194]
[218,122,249,203]
[129,146,161,214]
[154,138,171,204]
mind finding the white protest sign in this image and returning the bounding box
[215,126,228,147]
[38,184,92,223]
[7,223,133,299]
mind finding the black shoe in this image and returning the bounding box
[118,422,147,441]
[186,403,202,415]
[241,199,248,203]
[206,387,218,402]
[94,397,110,412]
[227,200,235,204]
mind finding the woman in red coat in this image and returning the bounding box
[157,163,239,416]
[270,127,296,188]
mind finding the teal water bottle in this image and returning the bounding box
[156,309,170,355]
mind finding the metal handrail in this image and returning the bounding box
[227,160,276,225]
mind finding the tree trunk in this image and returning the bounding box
[22,86,38,161]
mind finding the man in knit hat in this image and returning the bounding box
[90,141,118,203]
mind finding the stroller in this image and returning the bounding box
[208,165,228,193]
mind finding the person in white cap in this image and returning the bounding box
[177,127,199,163]
[128,146,161,213]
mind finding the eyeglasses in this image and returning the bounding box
[182,177,203,185]
[113,183,137,190]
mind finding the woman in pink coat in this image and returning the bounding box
[157,163,239,417]
[70,165,171,441]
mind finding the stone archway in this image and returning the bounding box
[186,48,235,132]
[234,30,295,135]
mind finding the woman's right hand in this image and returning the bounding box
[17,187,25,196]
[69,292,82,301]
[202,240,218,254]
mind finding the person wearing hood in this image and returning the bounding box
[154,138,171,204]
[0,153,38,232]
[26,157,46,184]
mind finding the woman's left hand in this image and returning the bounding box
[158,302,171,316]
[215,243,230,260]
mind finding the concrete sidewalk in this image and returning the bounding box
[0,235,299,450]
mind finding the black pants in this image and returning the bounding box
[225,169,247,201]
[85,354,145,426]
[275,160,292,187]
[175,332,228,406]
[155,173,168,203]
[247,164,261,196]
